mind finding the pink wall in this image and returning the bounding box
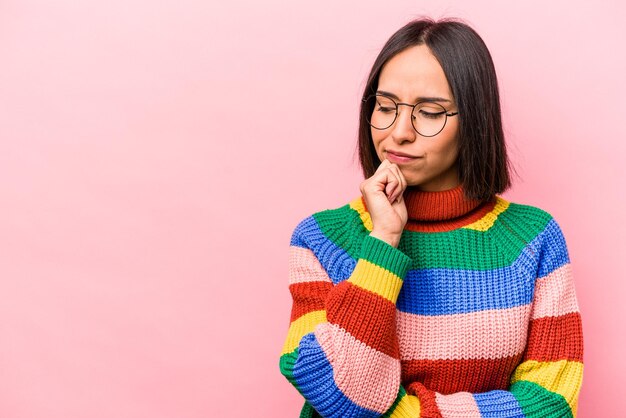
[0,0,623,416]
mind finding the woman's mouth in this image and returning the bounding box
[386,151,422,164]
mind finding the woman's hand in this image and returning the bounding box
[359,159,408,248]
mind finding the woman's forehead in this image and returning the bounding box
[378,45,453,101]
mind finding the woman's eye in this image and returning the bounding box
[376,106,395,113]
[419,110,445,119]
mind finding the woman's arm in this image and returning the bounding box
[280,216,412,418]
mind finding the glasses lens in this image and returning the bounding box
[366,95,397,129]
[412,102,448,137]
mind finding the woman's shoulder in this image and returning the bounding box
[495,195,568,249]
[498,195,555,223]
[289,195,369,249]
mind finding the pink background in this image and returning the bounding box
[0,0,624,417]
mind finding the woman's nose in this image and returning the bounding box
[391,105,417,143]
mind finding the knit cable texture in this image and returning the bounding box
[279,186,584,418]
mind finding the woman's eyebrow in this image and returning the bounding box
[376,89,452,103]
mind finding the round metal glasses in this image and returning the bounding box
[363,94,458,137]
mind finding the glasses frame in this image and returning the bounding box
[363,93,459,137]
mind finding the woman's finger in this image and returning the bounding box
[361,161,396,197]
[388,164,407,202]
[384,162,404,202]
[383,164,401,200]
[385,175,398,199]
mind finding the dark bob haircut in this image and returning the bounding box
[357,17,515,202]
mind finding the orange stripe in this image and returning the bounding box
[404,197,498,233]
[401,354,524,394]
[407,382,442,417]
[326,281,399,358]
[289,281,333,322]
[524,312,583,362]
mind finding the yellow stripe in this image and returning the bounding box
[280,310,327,355]
[463,196,510,231]
[348,259,403,303]
[389,392,421,417]
[349,197,373,232]
[511,359,583,414]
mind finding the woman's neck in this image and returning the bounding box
[401,183,497,232]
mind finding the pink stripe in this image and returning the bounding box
[288,246,332,285]
[315,322,400,413]
[397,305,531,360]
[532,263,580,319]
[435,392,481,417]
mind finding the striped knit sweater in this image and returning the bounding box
[279,183,584,418]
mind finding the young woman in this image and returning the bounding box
[279,17,583,418]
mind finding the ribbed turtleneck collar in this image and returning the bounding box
[403,183,486,222]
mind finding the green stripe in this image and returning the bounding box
[486,202,553,261]
[312,201,552,270]
[281,350,323,417]
[279,349,299,386]
[511,380,573,418]
[359,234,412,279]
[312,203,370,259]
[299,402,321,418]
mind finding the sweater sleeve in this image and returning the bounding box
[279,217,412,418]
[379,217,584,418]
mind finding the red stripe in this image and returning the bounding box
[326,281,399,358]
[289,281,333,322]
[401,353,524,394]
[360,194,497,233]
[406,381,442,418]
[404,197,498,233]
[524,312,583,362]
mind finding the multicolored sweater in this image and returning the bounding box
[279,183,584,417]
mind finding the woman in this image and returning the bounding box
[279,17,583,418]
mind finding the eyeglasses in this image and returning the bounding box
[363,93,459,137]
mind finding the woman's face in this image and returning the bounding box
[372,44,460,191]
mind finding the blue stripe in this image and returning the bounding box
[290,216,570,315]
[396,218,572,316]
[397,261,535,315]
[293,333,380,418]
[537,218,570,278]
[290,216,356,285]
[290,216,317,247]
[474,390,525,417]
